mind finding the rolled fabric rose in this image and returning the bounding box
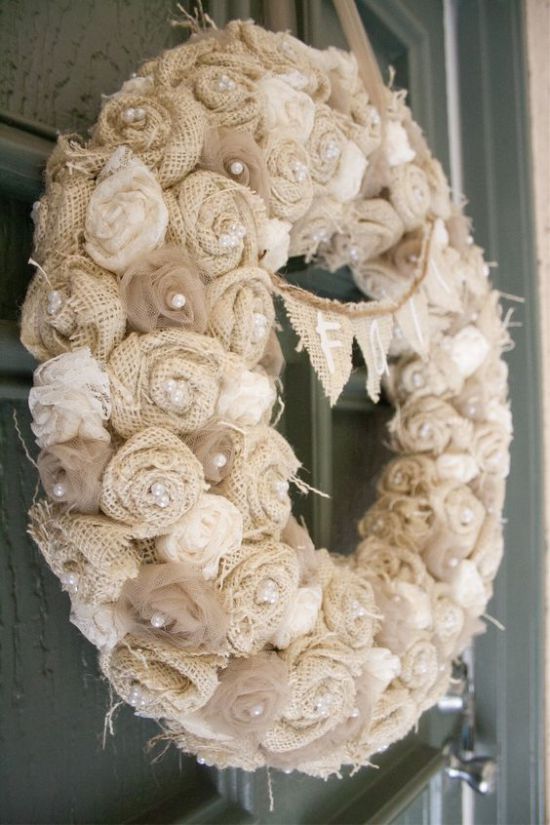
[306,106,348,186]
[21,256,126,364]
[157,493,243,579]
[270,584,322,650]
[100,426,205,538]
[355,538,430,586]
[388,163,431,232]
[85,148,168,275]
[377,455,438,498]
[107,329,226,439]
[470,472,506,516]
[431,583,465,658]
[472,421,512,477]
[177,171,265,279]
[435,452,479,484]
[152,35,220,89]
[422,157,452,220]
[258,76,316,144]
[387,348,465,403]
[357,495,434,551]
[29,348,111,449]
[258,217,292,272]
[424,481,486,574]
[322,199,404,271]
[322,568,377,652]
[288,197,343,261]
[193,63,262,133]
[258,330,285,378]
[185,421,236,485]
[217,539,300,654]
[384,120,416,167]
[264,136,313,222]
[206,267,275,365]
[352,685,416,759]
[101,634,222,720]
[70,599,130,651]
[38,437,113,514]
[91,87,206,187]
[397,637,440,704]
[217,427,300,537]
[216,361,276,428]
[119,246,208,334]
[261,636,357,753]
[120,562,229,652]
[32,171,95,267]
[390,396,473,456]
[201,127,271,205]
[28,500,141,605]
[470,515,504,581]
[201,651,290,737]
[448,560,488,616]
[167,724,266,771]
[370,578,433,654]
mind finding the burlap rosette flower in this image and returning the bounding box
[205,266,274,365]
[107,328,225,439]
[322,568,378,654]
[322,198,404,271]
[91,87,206,187]
[102,635,223,720]
[263,136,313,222]
[288,196,343,261]
[21,256,126,364]
[423,481,486,579]
[193,59,263,134]
[216,539,300,654]
[28,501,140,605]
[306,105,367,202]
[217,427,300,537]
[397,636,441,706]
[358,494,434,551]
[388,163,431,232]
[166,724,266,771]
[377,454,438,498]
[390,396,473,456]
[172,171,265,278]
[368,575,434,655]
[470,515,504,582]
[355,537,430,587]
[99,426,205,538]
[349,685,417,761]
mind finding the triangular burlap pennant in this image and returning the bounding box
[395,291,430,357]
[352,314,394,402]
[281,292,354,404]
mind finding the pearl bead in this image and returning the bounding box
[150,611,168,628]
[169,292,186,310]
[466,403,478,418]
[408,254,419,264]
[393,471,403,485]
[314,692,333,717]
[350,707,360,718]
[217,74,236,92]
[290,160,308,182]
[163,379,176,394]
[413,186,425,203]
[248,702,265,718]
[312,228,330,244]
[52,482,66,498]
[150,482,166,498]
[461,507,474,525]
[274,479,289,501]
[219,233,234,249]
[133,107,146,121]
[230,222,246,240]
[467,235,474,245]
[283,768,293,775]
[122,107,136,124]
[351,600,366,619]
[60,571,79,594]
[255,578,279,605]
[47,290,63,316]
[448,557,459,568]
[419,422,432,439]
[349,245,360,262]
[213,452,228,469]
[156,493,170,509]
[411,370,424,388]
[323,140,341,161]
[251,312,268,343]
[371,110,381,126]
[171,387,186,406]
[230,160,244,176]
[378,744,388,753]
[197,757,206,765]
[483,263,490,277]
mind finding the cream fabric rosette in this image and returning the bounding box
[390,396,473,456]
[264,136,313,222]
[422,157,452,220]
[270,583,322,650]
[28,501,140,605]
[257,217,291,273]
[258,76,316,144]
[261,636,357,754]
[100,426,205,538]
[119,246,208,334]
[29,348,111,449]
[384,119,416,167]
[216,361,276,427]
[470,516,504,581]
[108,329,225,439]
[355,538,429,587]
[174,171,265,279]
[306,106,367,202]
[38,437,113,514]
[201,127,271,205]
[358,494,434,551]
[431,584,466,658]
[472,421,512,477]
[70,600,129,651]
[397,637,442,709]
[323,199,403,270]
[157,493,243,580]
[193,60,262,134]
[377,454,438,498]
[388,348,465,404]
[101,635,223,720]
[21,256,126,364]
[388,163,431,232]
[351,685,416,760]
[369,578,433,655]
[85,149,168,275]
[217,427,300,537]
[120,562,228,653]
[423,481,486,579]
[92,87,205,187]
[322,568,378,654]
[206,266,275,366]
[216,539,300,655]
[288,196,343,261]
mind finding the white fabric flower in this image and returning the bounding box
[312,46,359,90]
[385,120,416,167]
[362,646,402,689]
[436,453,479,484]
[447,326,490,378]
[449,560,487,614]
[29,348,111,448]
[70,600,128,650]
[326,139,367,203]
[393,581,433,630]
[270,584,322,649]
[117,75,154,96]
[259,218,292,273]
[85,150,168,274]
[258,77,315,144]
[157,493,243,579]
[486,399,513,434]
[216,366,276,427]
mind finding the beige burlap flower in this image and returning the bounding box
[377,455,438,498]
[423,481,486,578]
[398,637,441,707]
[264,136,313,222]
[470,515,504,581]
[388,163,431,231]
[193,62,262,133]
[107,329,226,439]
[21,256,126,364]
[472,421,512,477]
[358,494,434,551]
[322,199,404,271]
[322,568,378,653]
[306,106,348,185]
[288,196,343,261]
[206,266,275,365]
[100,426,205,538]
[119,246,208,334]
[355,537,430,586]
[390,396,473,456]
[38,438,113,514]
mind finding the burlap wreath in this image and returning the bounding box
[22,15,511,779]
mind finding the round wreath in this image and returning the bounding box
[21,16,511,778]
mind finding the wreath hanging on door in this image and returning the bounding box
[20,14,511,777]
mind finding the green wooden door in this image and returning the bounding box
[0,2,543,824]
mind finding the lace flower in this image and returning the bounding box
[258,76,315,144]
[216,363,276,427]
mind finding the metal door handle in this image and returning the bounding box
[445,746,497,795]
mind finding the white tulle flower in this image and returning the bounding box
[486,399,513,435]
[85,149,168,274]
[447,326,490,378]
[29,348,111,448]
[117,75,155,96]
[385,120,416,166]
[393,581,433,629]
[312,46,359,90]
[436,453,479,484]
[259,218,292,273]
[216,366,276,427]
[270,584,322,649]
[449,560,487,614]
[326,139,367,203]
[70,600,128,650]
[157,494,243,580]
[362,646,402,689]
[258,77,315,144]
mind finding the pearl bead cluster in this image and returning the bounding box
[216,74,236,92]
[311,227,331,244]
[350,599,367,620]
[273,479,289,501]
[219,222,246,250]
[150,481,171,509]
[323,140,341,161]
[313,691,334,717]
[460,506,474,526]
[251,312,268,344]
[290,160,308,183]
[128,684,148,708]
[60,571,79,594]
[163,378,188,408]
[47,290,64,316]
[255,578,279,605]
[122,107,146,124]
